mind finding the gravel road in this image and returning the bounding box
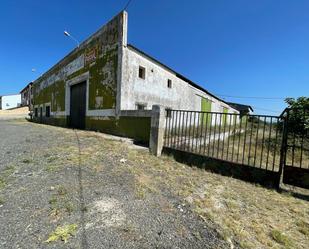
[0,119,228,249]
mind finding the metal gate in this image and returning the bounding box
[281,108,309,188]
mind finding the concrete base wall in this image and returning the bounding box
[283,166,309,189]
[86,116,151,143]
[163,147,281,188]
[32,115,151,143]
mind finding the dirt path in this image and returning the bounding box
[0,120,227,249]
[0,107,29,120]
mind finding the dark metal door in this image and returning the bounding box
[70,82,86,129]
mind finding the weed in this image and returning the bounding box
[3,165,15,176]
[46,165,59,172]
[81,206,88,212]
[0,165,15,187]
[22,159,32,164]
[271,229,292,247]
[49,196,57,206]
[45,224,78,243]
[135,183,146,200]
[57,186,68,196]
[47,156,57,163]
[0,178,6,190]
[64,202,74,214]
[296,220,309,237]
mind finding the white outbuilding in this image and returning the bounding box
[0,94,21,110]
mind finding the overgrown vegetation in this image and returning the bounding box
[0,165,15,190]
[70,130,308,248]
[123,144,309,249]
[45,224,78,243]
[285,97,309,133]
[48,185,75,220]
[271,229,292,247]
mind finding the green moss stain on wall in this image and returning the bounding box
[52,81,66,112]
[33,80,66,112]
[32,13,122,113]
[88,46,118,110]
[30,13,151,144]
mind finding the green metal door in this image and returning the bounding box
[201,98,211,125]
[223,107,228,125]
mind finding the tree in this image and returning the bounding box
[284,97,309,133]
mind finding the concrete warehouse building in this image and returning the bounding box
[20,82,33,108]
[31,11,239,142]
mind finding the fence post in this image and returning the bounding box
[149,105,166,156]
[278,109,289,190]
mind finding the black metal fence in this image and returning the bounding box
[284,108,309,169]
[164,110,284,172]
[163,108,309,188]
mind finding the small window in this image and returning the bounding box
[46,106,50,117]
[40,107,43,117]
[34,108,38,117]
[166,108,172,118]
[136,103,146,110]
[138,66,146,79]
[167,79,172,88]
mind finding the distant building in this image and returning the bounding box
[0,94,21,110]
[227,102,253,116]
[20,82,33,107]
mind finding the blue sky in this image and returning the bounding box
[0,0,308,115]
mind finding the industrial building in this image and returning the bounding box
[20,82,33,108]
[31,11,239,142]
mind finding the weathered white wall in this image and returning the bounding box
[120,46,239,125]
[0,94,21,110]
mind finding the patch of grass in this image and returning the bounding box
[0,177,6,190]
[122,142,309,249]
[22,159,32,164]
[47,156,58,163]
[296,220,309,237]
[81,206,88,212]
[135,183,147,200]
[49,196,57,206]
[0,166,16,190]
[45,224,78,243]
[120,221,136,234]
[46,164,59,172]
[271,229,292,247]
[57,186,68,196]
[3,165,15,175]
[49,186,75,218]
[134,174,158,200]
[64,202,74,214]
[0,196,4,205]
